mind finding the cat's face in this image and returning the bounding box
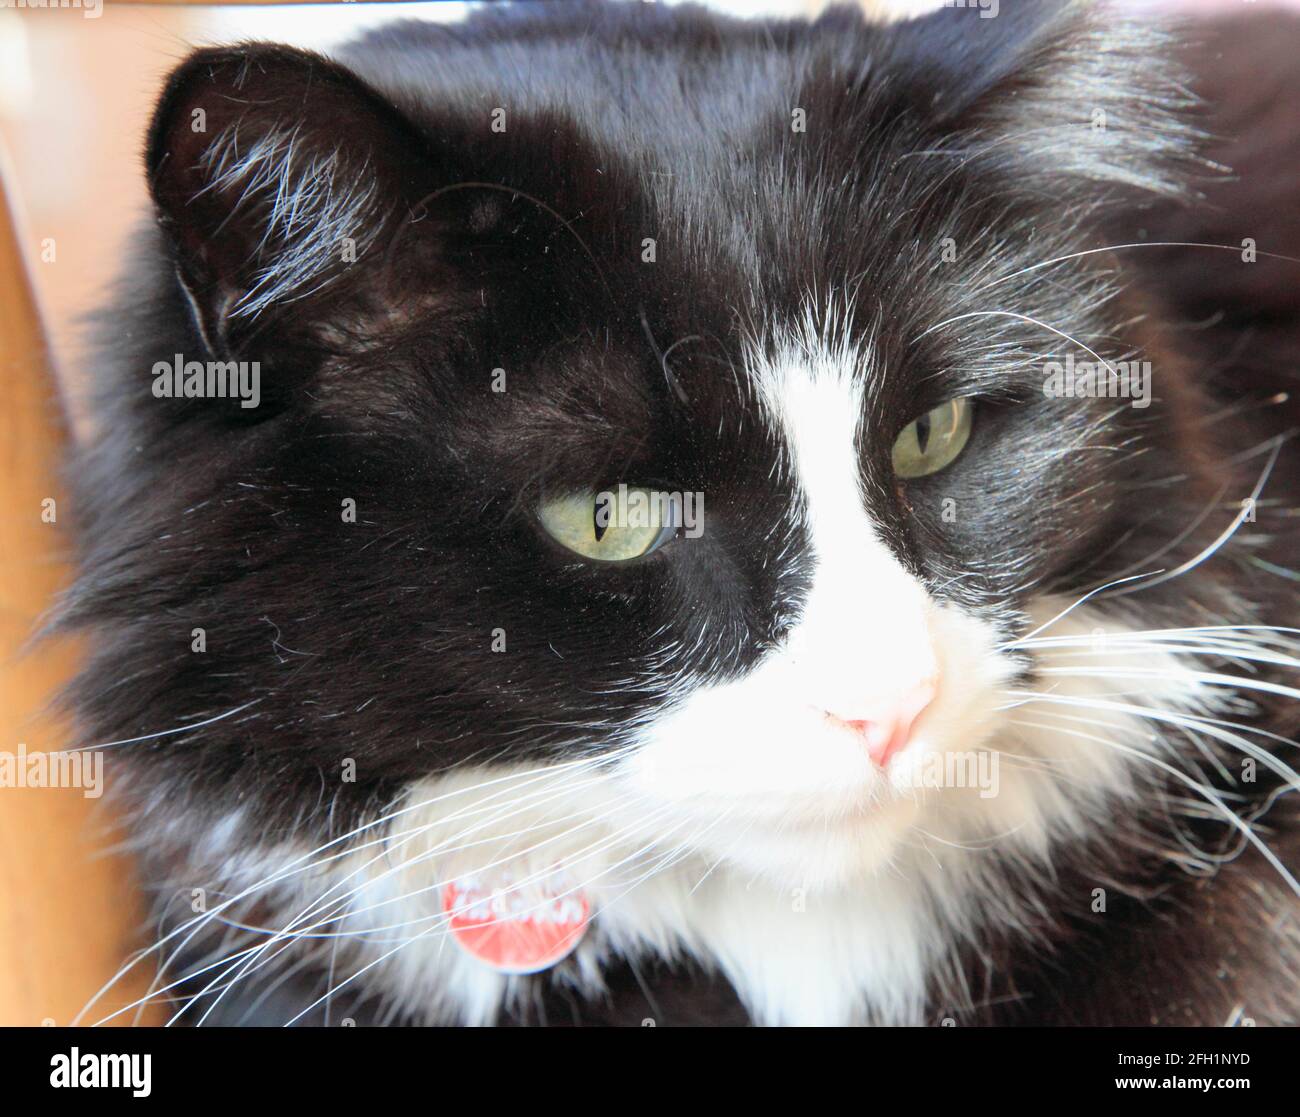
[80,2,1227,906]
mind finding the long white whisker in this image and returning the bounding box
[1102,438,1286,599]
[1006,717,1300,897]
[978,241,1300,293]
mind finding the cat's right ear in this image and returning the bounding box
[881,0,1202,203]
[145,44,431,358]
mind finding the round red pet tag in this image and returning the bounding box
[442,868,590,975]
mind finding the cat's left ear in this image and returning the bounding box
[146,44,431,357]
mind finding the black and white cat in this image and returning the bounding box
[68,0,1300,1026]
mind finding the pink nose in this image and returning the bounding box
[822,680,937,768]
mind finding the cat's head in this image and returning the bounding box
[75,0,1258,901]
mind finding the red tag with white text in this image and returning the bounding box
[442,868,590,975]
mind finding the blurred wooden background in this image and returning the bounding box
[0,141,158,1025]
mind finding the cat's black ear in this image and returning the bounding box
[146,44,425,356]
[885,0,1201,199]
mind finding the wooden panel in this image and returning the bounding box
[0,142,160,1026]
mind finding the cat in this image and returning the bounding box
[65,0,1300,1026]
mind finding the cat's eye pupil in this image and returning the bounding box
[915,412,931,454]
[539,487,676,563]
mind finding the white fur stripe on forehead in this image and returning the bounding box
[747,311,871,521]
[748,311,869,471]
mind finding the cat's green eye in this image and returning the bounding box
[891,398,973,479]
[537,487,678,562]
